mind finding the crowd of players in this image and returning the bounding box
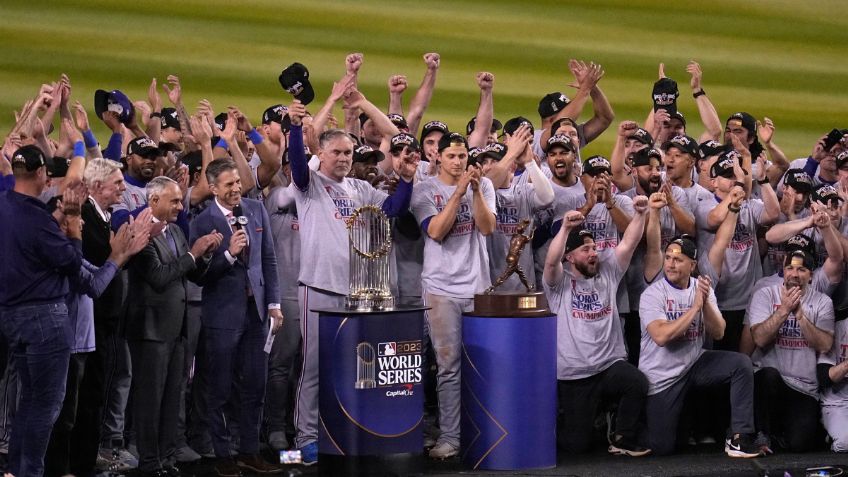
[0,51,847,477]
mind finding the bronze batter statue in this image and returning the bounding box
[485,218,534,294]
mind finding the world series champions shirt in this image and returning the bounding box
[696,197,766,311]
[544,254,627,380]
[638,261,719,395]
[748,285,835,397]
[488,182,545,291]
[411,176,496,298]
[819,319,848,406]
[295,169,390,296]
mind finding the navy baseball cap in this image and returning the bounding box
[94,89,134,124]
[630,148,663,168]
[278,62,315,105]
[662,135,699,157]
[437,132,468,152]
[564,229,594,254]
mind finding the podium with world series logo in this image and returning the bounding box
[316,306,427,476]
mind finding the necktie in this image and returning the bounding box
[164,226,178,257]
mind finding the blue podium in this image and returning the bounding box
[316,306,427,476]
[460,293,557,470]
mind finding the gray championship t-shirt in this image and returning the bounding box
[748,284,835,397]
[488,182,545,291]
[621,185,692,310]
[295,170,389,295]
[543,254,627,380]
[411,176,496,298]
[533,179,585,286]
[696,196,766,310]
[639,273,718,395]
[267,184,300,301]
[819,318,848,406]
[563,193,635,314]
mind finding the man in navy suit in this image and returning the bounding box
[189,159,283,476]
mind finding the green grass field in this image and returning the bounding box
[1,0,846,159]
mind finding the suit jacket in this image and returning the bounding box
[189,198,280,330]
[82,198,124,333]
[125,222,208,342]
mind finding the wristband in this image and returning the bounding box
[734,181,745,189]
[150,112,162,118]
[214,138,229,151]
[83,130,98,149]
[73,141,86,158]
[757,178,770,185]
[248,128,264,145]
[728,205,740,213]
[692,89,706,98]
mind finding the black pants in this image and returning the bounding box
[557,360,648,453]
[644,351,754,455]
[714,309,745,352]
[622,313,641,366]
[44,353,87,477]
[754,367,820,452]
[129,339,185,472]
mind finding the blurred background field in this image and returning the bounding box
[0,0,846,159]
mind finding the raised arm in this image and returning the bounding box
[611,121,637,191]
[686,61,721,142]
[754,153,780,225]
[615,195,648,269]
[467,72,494,149]
[764,215,813,245]
[484,124,528,188]
[387,75,407,116]
[580,82,614,143]
[757,118,790,185]
[812,208,845,284]
[188,115,214,206]
[544,211,585,288]
[661,181,695,235]
[470,167,495,236]
[406,53,440,135]
[643,193,665,282]
[708,186,744,275]
[312,74,356,147]
[287,102,310,191]
[539,60,600,148]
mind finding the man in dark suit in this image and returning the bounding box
[72,158,130,476]
[189,158,283,476]
[126,176,222,476]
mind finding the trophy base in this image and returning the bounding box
[472,291,550,317]
[345,295,395,312]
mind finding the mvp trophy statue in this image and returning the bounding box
[477,218,549,316]
[345,205,394,311]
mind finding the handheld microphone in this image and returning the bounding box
[232,204,246,231]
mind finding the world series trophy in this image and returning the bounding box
[345,205,394,311]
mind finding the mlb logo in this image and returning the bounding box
[378,342,397,356]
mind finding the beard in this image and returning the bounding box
[638,176,661,194]
[573,259,599,278]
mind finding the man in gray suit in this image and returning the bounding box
[126,176,222,476]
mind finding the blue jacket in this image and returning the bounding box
[189,198,280,329]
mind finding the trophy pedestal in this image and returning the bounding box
[473,290,550,317]
[460,292,556,470]
[315,306,428,476]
